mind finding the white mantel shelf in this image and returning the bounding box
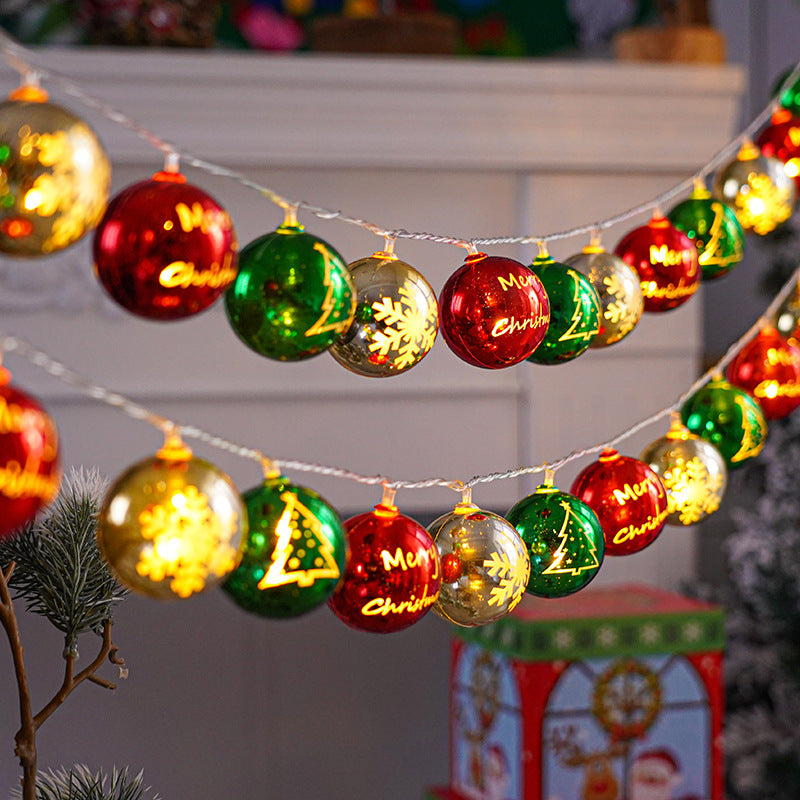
[2,48,746,171]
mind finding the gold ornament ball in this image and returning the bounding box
[330,251,439,377]
[713,141,796,235]
[97,438,246,599]
[0,87,111,256]
[429,501,530,627]
[564,244,644,347]
[641,419,727,526]
[774,283,800,341]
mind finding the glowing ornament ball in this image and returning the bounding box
[330,247,438,377]
[0,367,60,539]
[641,416,727,526]
[680,375,768,469]
[667,182,744,281]
[527,247,601,363]
[97,435,246,600]
[775,283,800,341]
[614,213,699,312]
[428,496,530,627]
[0,83,111,256]
[713,140,796,235]
[756,108,800,190]
[94,166,238,320]
[563,242,643,347]
[570,448,668,557]
[328,496,441,633]
[726,326,800,419]
[505,480,604,598]
[225,213,355,361]
[438,251,550,369]
[223,470,347,618]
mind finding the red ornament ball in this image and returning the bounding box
[726,326,800,419]
[571,448,668,556]
[0,368,60,539]
[756,108,800,191]
[614,214,699,312]
[94,169,238,320]
[438,252,550,368]
[328,502,441,633]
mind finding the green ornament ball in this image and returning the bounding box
[527,251,601,364]
[505,483,604,598]
[668,185,744,280]
[680,375,768,469]
[222,474,348,617]
[774,67,800,117]
[225,222,355,361]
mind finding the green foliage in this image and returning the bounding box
[0,467,126,652]
[12,766,159,800]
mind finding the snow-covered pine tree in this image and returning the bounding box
[723,405,800,800]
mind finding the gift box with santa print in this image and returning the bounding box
[424,584,724,800]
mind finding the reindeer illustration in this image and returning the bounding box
[548,725,627,800]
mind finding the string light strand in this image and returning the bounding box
[0,27,798,251]
[2,256,798,493]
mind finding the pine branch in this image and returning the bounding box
[11,766,160,800]
[0,467,127,651]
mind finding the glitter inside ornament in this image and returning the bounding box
[329,248,438,377]
[438,251,550,369]
[680,374,768,469]
[614,213,700,312]
[527,247,601,363]
[713,140,796,235]
[0,366,60,539]
[0,84,111,256]
[668,182,744,281]
[225,212,355,361]
[429,498,530,627]
[571,449,668,556]
[564,242,643,347]
[506,481,604,598]
[223,471,347,617]
[97,435,246,599]
[328,499,441,633]
[641,416,727,526]
[94,167,238,320]
[726,326,800,419]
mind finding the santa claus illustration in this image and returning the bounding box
[628,749,683,800]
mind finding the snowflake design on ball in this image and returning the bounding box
[663,456,724,524]
[136,484,239,598]
[483,549,529,609]
[368,281,437,369]
[603,272,639,336]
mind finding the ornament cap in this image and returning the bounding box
[156,431,193,461]
[598,448,620,463]
[453,501,480,515]
[690,180,711,199]
[648,213,670,229]
[373,502,399,519]
[583,243,605,255]
[152,169,187,184]
[737,139,761,161]
[666,413,692,440]
[771,107,794,124]
[464,251,487,265]
[8,83,48,103]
